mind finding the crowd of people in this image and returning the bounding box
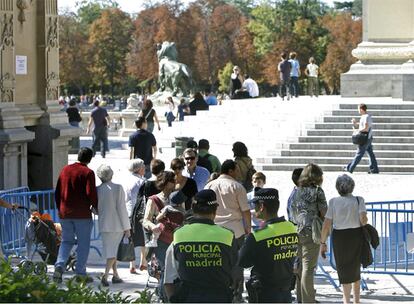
[52,129,372,303]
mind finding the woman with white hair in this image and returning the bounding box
[124,158,146,273]
[96,164,131,287]
[320,174,368,304]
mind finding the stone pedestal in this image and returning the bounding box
[341,0,414,101]
[26,103,80,190]
[119,110,139,137]
[149,91,187,106]
[0,105,34,189]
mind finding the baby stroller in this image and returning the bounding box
[22,211,76,274]
[145,250,163,302]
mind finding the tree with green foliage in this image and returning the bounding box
[218,61,234,93]
[333,0,362,16]
[89,8,133,96]
[76,0,120,31]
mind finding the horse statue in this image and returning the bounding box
[156,41,193,96]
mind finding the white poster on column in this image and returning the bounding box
[16,55,27,75]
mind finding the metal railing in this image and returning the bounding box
[363,200,414,275]
[0,189,101,257]
[327,200,414,290]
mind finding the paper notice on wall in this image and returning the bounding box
[407,233,414,253]
[16,55,27,75]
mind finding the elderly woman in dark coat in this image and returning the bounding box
[320,174,368,304]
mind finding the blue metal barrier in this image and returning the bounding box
[328,200,414,290]
[0,186,29,196]
[0,189,101,257]
[364,200,414,275]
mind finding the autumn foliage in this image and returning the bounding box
[59,0,362,96]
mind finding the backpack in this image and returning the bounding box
[242,165,256,192]
[197,153,213,173]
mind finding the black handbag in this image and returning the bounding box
[352,132,369,145]
[116,236,135,262]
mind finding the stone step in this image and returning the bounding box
[315,122,414,130]
[298,136,414,144]
[288,142,414,151]
[339,104,414,110]
[323,116,414,123]
[307,129,414,137]
[256,156,414,166]
[255,163,414,173]
[279,149,414,158]
[332,109,414,116]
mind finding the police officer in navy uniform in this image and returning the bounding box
[239,188,299,303]
[164,189,237,303]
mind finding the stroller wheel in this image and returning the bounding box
[34,262,47,275]
[18,260,34,273]
[65,254,77,272]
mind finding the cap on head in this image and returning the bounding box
[193,189,218,207]
[251,188,279,206]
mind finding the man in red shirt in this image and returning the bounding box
[53,147,98,283]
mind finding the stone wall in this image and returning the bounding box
[0,0,78,190]
[341,0,414,101]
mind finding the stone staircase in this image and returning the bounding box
[160,97,337,161]
[255,103,414,173]
[158,96,414,173]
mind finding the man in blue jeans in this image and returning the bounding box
[53,147,98,283]
[86,100,110,158]
[345,103,379,174]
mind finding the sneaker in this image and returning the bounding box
[75,274,94,283]
[101,276,109,287]
[112,276,123,284]
[53,267,63,283]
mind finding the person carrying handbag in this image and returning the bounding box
[291,163,327,303]
[320,174,368,304]
[345,103,379,174]
[142,171,177,301]
[96,164,131,287]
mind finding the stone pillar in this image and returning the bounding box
[341,0,414,101]
[24,0,79,190]
[0,0,34,189]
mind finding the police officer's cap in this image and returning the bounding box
[194,189,218,206]
[251,188,279,205]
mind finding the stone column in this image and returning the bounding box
[341,0,414,100]
[24,0,79,190]
[0,0,34,189]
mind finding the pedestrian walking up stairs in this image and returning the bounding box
[255,100,414,173]
[160,96,414,173]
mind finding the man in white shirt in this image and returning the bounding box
[205,159,251,302]
[242,74,259,98]
[345,103,379,174]
[305,57,319,97]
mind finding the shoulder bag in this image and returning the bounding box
[352,131,369,145]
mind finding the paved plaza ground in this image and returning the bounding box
[61,135,414,303]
